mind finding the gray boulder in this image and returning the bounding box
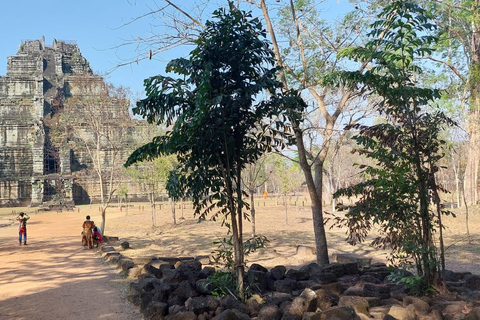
[250,263,269,273]
[144,301,168,319]
[321,264,345,278]
[219,295,249,315]
[271,266,287,280]
[314,289,336,311]
[465,275,480,291]
[299,263,323,278]
[338,296,370,318]
[387,304,416,320]
[152,282,177,303]
[265,292,293,307]
[275,278,299,294]
[258,305,281,320]
[286,269,310,281]
[310,272,337,285]
[320,305,360,320]
[247,269,269,293]
[166,311,198,320]
[168,280,197,306]
[213,309,249,320]
[185,296,220,315]
[363,283,390,299]
[176,259,203,272]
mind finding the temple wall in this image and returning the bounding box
[0,124,32,147]
[0,38,147,207]
[0,180,32,206]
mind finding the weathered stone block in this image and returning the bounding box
[258,305,281,320]
[338,296,370,317]
[320,305,360,320]
[185,296,220,315]
[271,265,287,280]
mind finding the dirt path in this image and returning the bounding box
[0,211,143,320]
[0,200,478,320]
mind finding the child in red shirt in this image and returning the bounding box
[92,226,102,243]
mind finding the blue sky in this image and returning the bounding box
[0,0,172,98]
[0,0,353,101]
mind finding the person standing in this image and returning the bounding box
[82,215,95,248]
[16,212,30,245]
[82,215,95,230]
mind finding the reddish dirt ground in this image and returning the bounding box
[0,210,143,320]
[0,199,478,320]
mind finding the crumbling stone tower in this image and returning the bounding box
[0,38,131,207]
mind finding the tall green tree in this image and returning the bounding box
[427,0,480,205]
[125,3,294,297]
[333,1,454,291]
[257,0,375,265]
[117,0,373,266]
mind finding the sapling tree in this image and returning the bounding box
[125,2,297,297]
[242,157,269,238]
[59,75,132,235]
[125,155,177,227]
[331,1,455,292]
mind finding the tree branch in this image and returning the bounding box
[425,55,467,84]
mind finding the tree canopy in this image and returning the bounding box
[332,0,455,293]
[125,2,299,297]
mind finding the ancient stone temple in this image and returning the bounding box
[0,38,140,207]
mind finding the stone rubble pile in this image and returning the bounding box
[98,245,480,320]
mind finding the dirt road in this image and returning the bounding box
[0,199,478,320]
[0,211,143,320]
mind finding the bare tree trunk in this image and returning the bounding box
[464,127,479,205]
[430,166,446,290]
[437,203,447,291]
[465,11,480,205]
[250,191,256,237]
[284,193,288,225]
[96,140,107,235]
[461,178,472,244]
[181,198,184,218]
[259,0,362,266]
[226,168,244,299]
[99,175,106,235]
[235,165,244,299]
[153,203,156,228]
[231,209,244,298]
[451,154,461,208]
[312,160,329,265]
[169,198,176,225]
[101,206,106,237]
[151,192,156,228]
[126,194,129,216]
